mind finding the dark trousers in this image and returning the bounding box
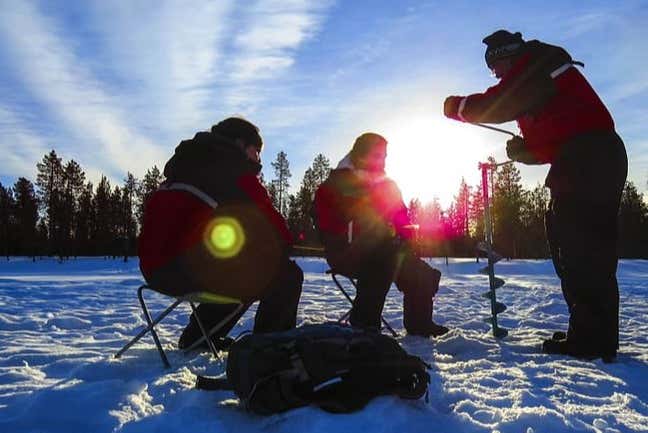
[187,259,303,337]
[545,131,627,354]
[328,240,440,333]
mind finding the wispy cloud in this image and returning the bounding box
[0,0,335,186]
[0,1,168,182]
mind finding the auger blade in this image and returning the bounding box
[494,302,507,315]
[493,327,508,339]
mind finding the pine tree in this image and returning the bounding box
[271,151,291,216]
[12,178,39,259]
[286,155,332,245]
[408,198,422,225]
[519,183,549,258]
[61,160,86,258]
[136,166,163,231]
[469,179,485,241]
[92,176,112,256]
[0,183,15,259]
[492,162,523,258]
[110,185,123,258]
[121,173,138,261]
[311,154,331,185]
[36,150,63,256]
[75,182,94,256]
[455,178,471,238]
[618,181,648,258]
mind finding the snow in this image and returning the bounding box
[0,256,646,433]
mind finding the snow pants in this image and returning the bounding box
[326,240,441,334]
[545,131,627,355]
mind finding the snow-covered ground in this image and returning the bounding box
[0,256,646,433]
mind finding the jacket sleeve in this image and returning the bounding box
[237,174,293,246]
[380,181,415,241]
[446,53,556,124]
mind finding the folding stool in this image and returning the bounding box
[115,284,247,368]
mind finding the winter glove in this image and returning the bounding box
[443,96,464,121]
[506,136,541,165]
[505,136,525,160]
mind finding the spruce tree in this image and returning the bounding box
[12,178,39,259]
[0,183,15,259]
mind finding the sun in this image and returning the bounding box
[381,115,490,207]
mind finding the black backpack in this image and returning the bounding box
[198,323,430,414]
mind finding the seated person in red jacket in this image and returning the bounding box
[138,117,303,349]
[313,133,448,337]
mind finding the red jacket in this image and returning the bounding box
[138,132,291,280]
[313,157,413,254]
[446,41,614,164]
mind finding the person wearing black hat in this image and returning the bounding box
[313,133,448,337]
[138,117,303,351]
[443,30,627,360]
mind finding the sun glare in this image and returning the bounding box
[383,115,492,207]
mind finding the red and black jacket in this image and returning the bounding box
[446,41,614,164]
[138,131,291,280]
[313,158,412,263]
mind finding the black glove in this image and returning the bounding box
[506,136,525,160]
[506,136,540,164]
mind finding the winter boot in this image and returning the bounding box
[407,321,449,338]
[541,338,616,362]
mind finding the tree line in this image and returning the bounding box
[1,150,647,260]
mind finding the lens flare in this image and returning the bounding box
[205,217,245,258]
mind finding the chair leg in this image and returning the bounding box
[189,301,221,360]
[184,302,248,354]
[114,293,183,360]
[115,285,182,367]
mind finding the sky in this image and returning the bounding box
[1,0,647,207]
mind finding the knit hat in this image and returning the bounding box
[350,133,387,160]
[483,30,526,68]
[211,117,263,149]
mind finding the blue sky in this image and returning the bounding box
[1,0,647,207]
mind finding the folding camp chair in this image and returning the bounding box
[115,284,247,368]
[326,270,398,337]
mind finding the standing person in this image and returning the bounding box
[443,30,627,360]
[138,117,303,350]
[313,133,448,337]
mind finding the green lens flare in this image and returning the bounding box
[211,223,237,250]
[205,217,245,258]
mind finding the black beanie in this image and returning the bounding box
[211,117,263,149]
[483,30,525,68]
